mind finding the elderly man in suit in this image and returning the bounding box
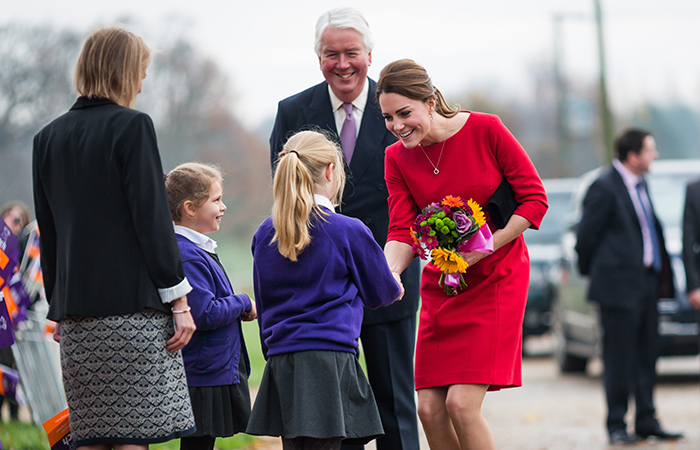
[269,7,420,450]
[575,128,683,445]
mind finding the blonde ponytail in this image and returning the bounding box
[272,131,345,261]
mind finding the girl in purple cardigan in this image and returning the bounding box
[165,162,256,450]
[247,130,404,450]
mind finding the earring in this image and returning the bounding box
[429,113,433,121]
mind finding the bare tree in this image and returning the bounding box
[0,20,271,242]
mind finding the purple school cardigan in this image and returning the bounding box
[177,235,252,387]
[252,207,401,359]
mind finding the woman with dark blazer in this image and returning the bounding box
[32,26,197,449]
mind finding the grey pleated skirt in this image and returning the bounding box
[246,350,384,446]
[187,358,251,437]
[60,309,196,447]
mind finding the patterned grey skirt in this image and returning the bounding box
[60,309,196,447]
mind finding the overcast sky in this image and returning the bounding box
[4,0,700,130]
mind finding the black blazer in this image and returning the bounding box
[33,97,187,321]
[269,80,419,325]
[682,179,700,293]
[575,166,673,309]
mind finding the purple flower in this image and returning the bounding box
[452,210,472,233]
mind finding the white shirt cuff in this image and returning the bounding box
[158,278,192,304]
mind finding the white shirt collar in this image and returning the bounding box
[328,78,369,114]
[612,159,643,191]
[314,194,336,213]
[173,224,218,252]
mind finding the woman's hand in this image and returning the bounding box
[458,215,532,267]
[493,214,532,250]
[167,296,196,353]
[242,302,258,321]
[460,250,491,267]
[392,272,405,301]
[52,321,61,343]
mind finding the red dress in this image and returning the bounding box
[385,112,548,391]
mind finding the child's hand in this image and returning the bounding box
[392,272,405,301]
[242,302,257,321]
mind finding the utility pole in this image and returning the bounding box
[594,0,615,162]
[553,14,570,175]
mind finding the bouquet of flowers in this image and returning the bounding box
[410,195,494,295]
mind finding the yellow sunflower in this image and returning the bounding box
[467,199,486,227]
[431,248,468,274]
[441,195,464,208]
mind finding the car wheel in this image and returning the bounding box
[552,307,589,373]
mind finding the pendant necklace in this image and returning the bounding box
[420,120,450,175]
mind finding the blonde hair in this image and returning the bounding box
[165,162,224,223]
[272,130,346,262]
[74,26,151,108]
[376,58,459,118]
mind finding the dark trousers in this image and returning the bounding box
[341,315,419,450]
[600,269,660,433]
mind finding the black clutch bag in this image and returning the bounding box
[487,178,519,229]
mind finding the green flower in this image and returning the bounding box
[440,226,450,235]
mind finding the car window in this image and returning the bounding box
[525,190,574,246]
[648,173,698,228]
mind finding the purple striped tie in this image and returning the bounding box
[340,103,356,163]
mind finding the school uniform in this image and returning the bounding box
[247,195,401,446]
[175,226,253,438]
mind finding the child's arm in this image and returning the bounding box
[241,301,257,321]
[184,259,252,331]
[347,223,403,309]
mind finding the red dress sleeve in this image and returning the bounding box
[385,142,419,247]
[487,115,548,229]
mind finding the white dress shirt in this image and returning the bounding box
[612,159,656,268]
[328,79,369,139]
[173,224,218,253]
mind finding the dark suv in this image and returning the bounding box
[553,159,700,372]
[523,178,577,338]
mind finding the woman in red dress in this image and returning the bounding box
[376,59,548,450]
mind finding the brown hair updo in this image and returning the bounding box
[376,58,459,118]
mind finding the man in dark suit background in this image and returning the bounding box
[575,128,683,445]
[269,7,420,450]
[682,179,700,311]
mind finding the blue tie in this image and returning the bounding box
[636,181,662,272]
